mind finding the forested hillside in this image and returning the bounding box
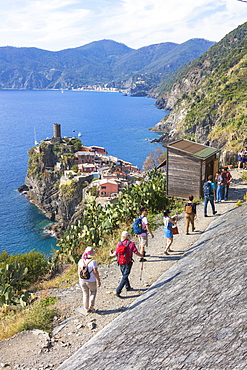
[152,22,247,153]
[0,39,214,90]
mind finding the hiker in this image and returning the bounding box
[136,207,154,261]
[203,175,217,217]
[111,231,143,297]
[184,195,197,235]
[164,209,178,255]
[242,147,247,169]
[238,150,243,169]
[215,171,223,203]
[221,167,232,201]
[78,247,101,314]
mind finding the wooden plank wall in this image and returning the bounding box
[167,149,201,199]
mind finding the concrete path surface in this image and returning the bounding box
[57,203,247,369]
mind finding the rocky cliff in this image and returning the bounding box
[151,22,247,164]
[22,141,93,236]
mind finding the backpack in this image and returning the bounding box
[116,241,131,265]
[203,181,212,196]
[185,204,193,214]
[133,216,146,234]
[80,260,92,280]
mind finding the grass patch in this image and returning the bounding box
[242,171,247,182]
[36,264,78,291]
[0,297,58,341]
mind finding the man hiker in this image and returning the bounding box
[203,175,217,217]
[221,167,232,201]
[137,207,154,261]
[111,231,143,297]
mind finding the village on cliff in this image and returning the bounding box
[49,123,141,197]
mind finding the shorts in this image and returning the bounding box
[138,234,148,249]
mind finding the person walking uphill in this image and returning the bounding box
[112,231,143,297]
[164,209,178,255]
[184,195,197,235]
[203,175,217,217]
[136,207,154,261]
[78,247,101,314]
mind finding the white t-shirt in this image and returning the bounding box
[139,216,148,236]
[78,258,97,282]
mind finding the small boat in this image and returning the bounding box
[78,132,82,137]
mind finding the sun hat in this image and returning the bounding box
[82,247,96,259]
[121,231,130,241]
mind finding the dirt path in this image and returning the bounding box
[0,169,246,370]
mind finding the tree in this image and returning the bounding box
[142,147,166,171]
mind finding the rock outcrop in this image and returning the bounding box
[20,141,93,236]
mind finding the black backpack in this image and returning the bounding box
[80,260,92,280]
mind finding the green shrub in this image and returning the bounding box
[0,250,49,285]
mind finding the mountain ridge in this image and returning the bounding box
[152,21,247,154]
[0,38,214,90]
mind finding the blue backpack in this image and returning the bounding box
[133,216,146,234]
[203,181,212,196]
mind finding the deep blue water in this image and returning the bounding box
[0,90,167,256]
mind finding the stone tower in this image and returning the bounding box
[52,123,61,143]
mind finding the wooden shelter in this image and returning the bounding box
[158,139,220,199]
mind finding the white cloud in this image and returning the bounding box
[0,0,246,50]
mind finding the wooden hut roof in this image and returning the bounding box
[165,139,219,160]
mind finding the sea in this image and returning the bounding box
[0,90,168,256]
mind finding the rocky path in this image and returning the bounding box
[0,169,246,370]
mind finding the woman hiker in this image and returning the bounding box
[184,195,197,234]
[78,247,101,314]
[164,209,178,255]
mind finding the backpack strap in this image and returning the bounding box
[82,259,92,267]
[81,258,93,274]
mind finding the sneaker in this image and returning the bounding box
[213,211,217,215]
[204,215,208,217]
[126,287,134,291]
[116,292,121,297]
[164,251,169,255]
[140,258,147,262]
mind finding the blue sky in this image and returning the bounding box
[1,0,246,51]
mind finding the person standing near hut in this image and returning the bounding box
[184,195,197,235]
[221,167,232,201]
[215,171,223,203]
[164,209,178,255]
[203,175,217,217]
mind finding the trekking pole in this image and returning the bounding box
[139,259,144,295]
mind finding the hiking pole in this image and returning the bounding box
[139,259,144,295]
